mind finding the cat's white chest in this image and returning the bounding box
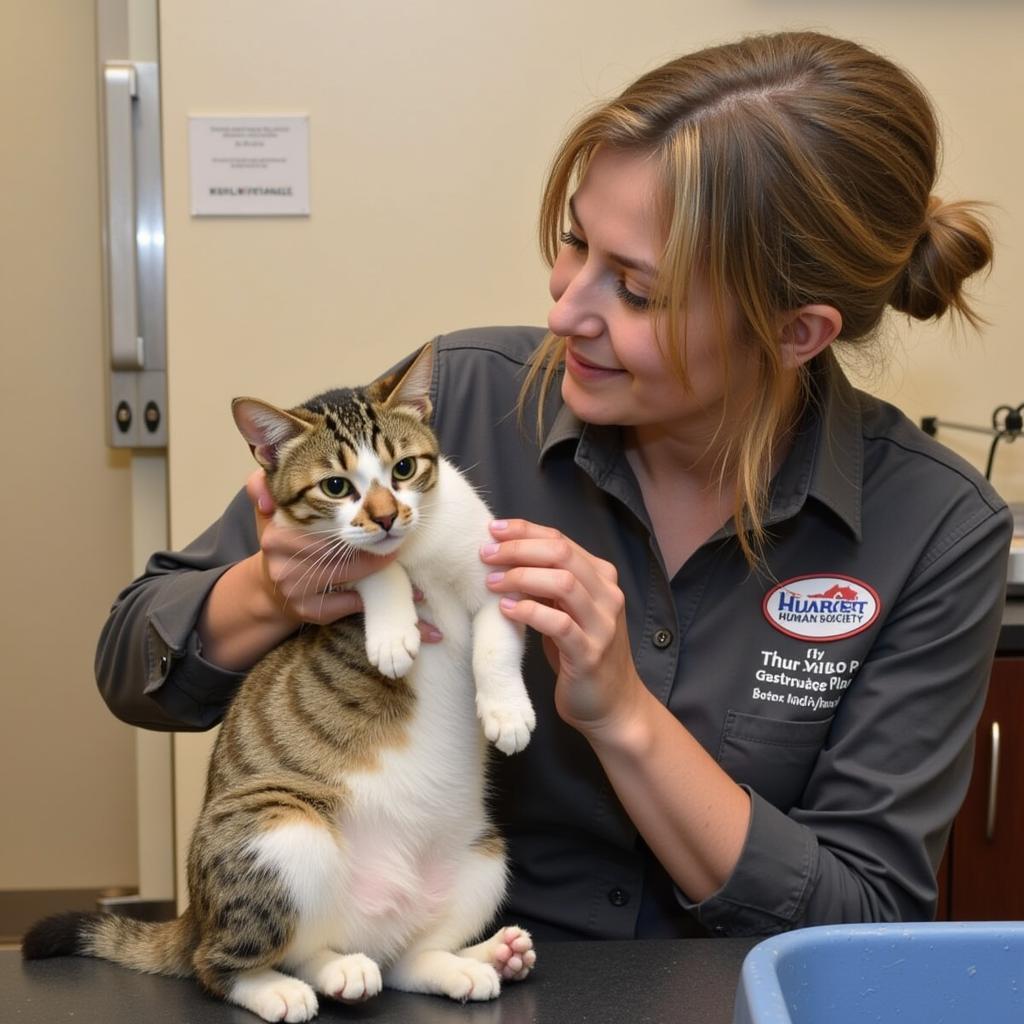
[344,602,483,818]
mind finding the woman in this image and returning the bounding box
[97,31,1011,939]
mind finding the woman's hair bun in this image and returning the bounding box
[890,196,993,325]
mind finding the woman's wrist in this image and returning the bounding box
[576,681,660,760]
[197,554,297,671]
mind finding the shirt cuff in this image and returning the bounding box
[678,787,818,936]
[144,565,247,729]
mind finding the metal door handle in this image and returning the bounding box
[103,63,144,371]
[986,721,1001,842]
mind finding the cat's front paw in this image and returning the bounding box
[229,971,319,1023]
[476,688,536,755]
[437,958,501,1002]
[316,952,382,1003]
[366,623,420,679]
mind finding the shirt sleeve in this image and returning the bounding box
[681,502,1012,936]
[94,487,258,731]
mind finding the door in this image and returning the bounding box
[0,0,152,938]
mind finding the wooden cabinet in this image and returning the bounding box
[945,658,1024,920]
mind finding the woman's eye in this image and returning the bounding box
[392,457,416,482]
[560,227,648,310]
[615,280,651,312]
[321,476,353,498]
[559,229,587,251]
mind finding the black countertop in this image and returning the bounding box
[5,940,757,1024]
[1000,598,1024,655]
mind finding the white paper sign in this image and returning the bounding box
[189,116,310,216]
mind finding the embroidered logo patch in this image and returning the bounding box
[762,575,880,641]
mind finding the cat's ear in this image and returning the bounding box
[231,398,310,470]
[370,344,433,422]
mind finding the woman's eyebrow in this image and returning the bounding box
[568,195,657,278]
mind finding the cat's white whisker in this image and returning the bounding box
[295,538,355,606]
[312,542,360,617]
[277,533,345,592]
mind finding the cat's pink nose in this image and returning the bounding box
[372,512,396,533]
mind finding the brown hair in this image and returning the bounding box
[523,31,993,566]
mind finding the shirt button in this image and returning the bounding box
[607,887,630,907]
[159,655,169,675]
[653,628,673,649]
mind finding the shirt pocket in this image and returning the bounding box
[716,710,834,813]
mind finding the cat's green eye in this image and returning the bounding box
[392,457,416,483]
[321,476,354,498]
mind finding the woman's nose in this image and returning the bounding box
[547,250,603,339]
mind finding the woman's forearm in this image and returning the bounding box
[585,686,751,904]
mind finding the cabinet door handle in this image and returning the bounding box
[986,721,1001,842]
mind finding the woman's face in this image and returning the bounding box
[548,147,754,445]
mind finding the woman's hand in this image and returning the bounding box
[480,518,647,738]
[246,470,441,639]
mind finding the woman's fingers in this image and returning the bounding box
[488,519,618,581]
[483,538,607,599]
[246,469,276,534]
[487,566,612,639]
[482,522,619,627]
[483,519,624,664]
[497,595,589,659]
[490,518,561,540]
[280,587,360,626]
[418,620,443,644]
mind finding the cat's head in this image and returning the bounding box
[231,344,438,556]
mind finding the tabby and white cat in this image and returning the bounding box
[23,344,537,1021]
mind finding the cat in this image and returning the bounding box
[23,343,537,1022]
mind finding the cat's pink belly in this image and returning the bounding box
[349,857,456,920]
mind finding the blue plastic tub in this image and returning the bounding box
[734,922,1024,1024]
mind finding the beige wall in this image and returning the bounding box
[158,2,1024,889]
[1,1,138,889]
[159,0,1024,544]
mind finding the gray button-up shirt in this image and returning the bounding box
[96,326,1012,938]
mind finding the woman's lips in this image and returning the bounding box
[565,346,624,381]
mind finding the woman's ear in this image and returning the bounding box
[780,305,843,368]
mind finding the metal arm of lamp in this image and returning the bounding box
[921,404,1023,481]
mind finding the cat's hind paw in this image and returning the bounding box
[365,623,420,679]
[492,925,537,982]
[461,925,536,983]
[476,693,536,755]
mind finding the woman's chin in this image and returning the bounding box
[561,374,625,426]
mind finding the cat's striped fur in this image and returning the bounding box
[23,344,537,1020]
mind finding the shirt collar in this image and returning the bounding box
[537,349,864,541]
[773,351,863,541]
[539,399,584,460]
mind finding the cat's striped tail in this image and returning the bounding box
[22,909,196,977]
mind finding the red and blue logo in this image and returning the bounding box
[762,575,881,641]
